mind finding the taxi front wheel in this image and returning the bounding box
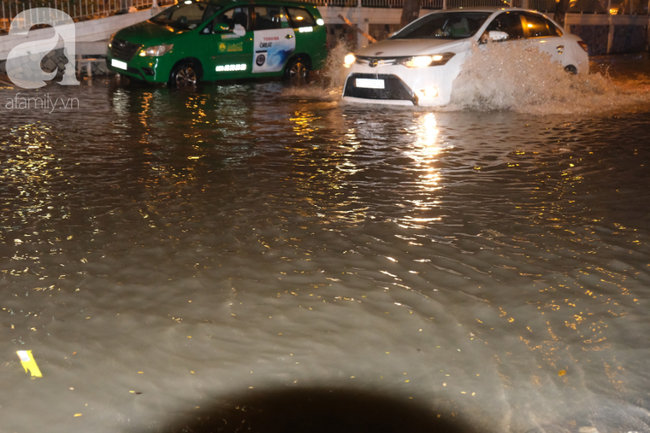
[285,58,308,84]
[170,63,199,87]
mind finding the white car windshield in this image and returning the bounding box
[391,12,491,40]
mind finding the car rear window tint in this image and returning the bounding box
[286,7,316,27]
[486,12,524,40]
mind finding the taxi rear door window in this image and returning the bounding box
[286,7,315,27]
[221,6,250,31]
[254,5,290,30]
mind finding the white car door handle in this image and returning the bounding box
[557,45,564,54]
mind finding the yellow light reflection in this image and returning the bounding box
[290,110,319,140]
[411,113,441,167]
[396,113,447,230]
[139,92,153,129]
[410,116,441,186]
[2,123,67,228]
[284,110,368,222]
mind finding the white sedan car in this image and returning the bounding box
[342,8,589,106]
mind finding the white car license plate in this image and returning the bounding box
[111,59,127,70]
[356,78,385,89]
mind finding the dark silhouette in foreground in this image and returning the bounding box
[159,387,471,433]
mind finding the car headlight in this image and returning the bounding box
[400,53,455,68]
[406,55,436,68]
[343,53,356,68]
[108,33,115,49]
[139,44,174,57]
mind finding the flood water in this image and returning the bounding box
[1,52,650,433]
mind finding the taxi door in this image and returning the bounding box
[251,5,296,75]
[286,6,325,70]
[203,6,254,80]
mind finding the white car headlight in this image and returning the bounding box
[343,53,356,68]
[406,55,435,68]
[401,53,454,68]
[139,44,174,57]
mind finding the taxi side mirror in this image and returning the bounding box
[214,22,231,33]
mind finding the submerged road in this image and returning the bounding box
[1,53,650,433]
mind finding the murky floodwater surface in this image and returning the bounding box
[1,53,650,433]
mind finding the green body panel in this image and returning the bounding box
[105,0,327,84]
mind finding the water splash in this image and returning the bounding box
[282,41,351,101]
[319,41,354,90]
[447,42,650,114]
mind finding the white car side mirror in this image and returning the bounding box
[489,30,509,41]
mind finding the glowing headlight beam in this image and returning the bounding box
[343,53,356,68]
[406,56,434,68]
[139,44,173,57]
[401,53,455,68]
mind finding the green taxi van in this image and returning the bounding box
[106,0,327,86]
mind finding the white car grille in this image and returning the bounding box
[355,56,401,67]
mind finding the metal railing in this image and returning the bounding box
[2,0,648,33]
[445,0,511,7]
[529,0,648,14]
[313,0,647,13]
[1,0,175,33]
[310,0,504,7]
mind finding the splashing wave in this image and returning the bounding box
[282,41,352,101]
[447,43,650,114]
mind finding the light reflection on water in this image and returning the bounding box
[400,112,445,229]
[1,55,650,433]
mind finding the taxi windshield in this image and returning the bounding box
[391,12,491,39]
[151,2,221,30]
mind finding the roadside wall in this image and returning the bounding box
[0,7,160,61]
[566,13,649,55]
